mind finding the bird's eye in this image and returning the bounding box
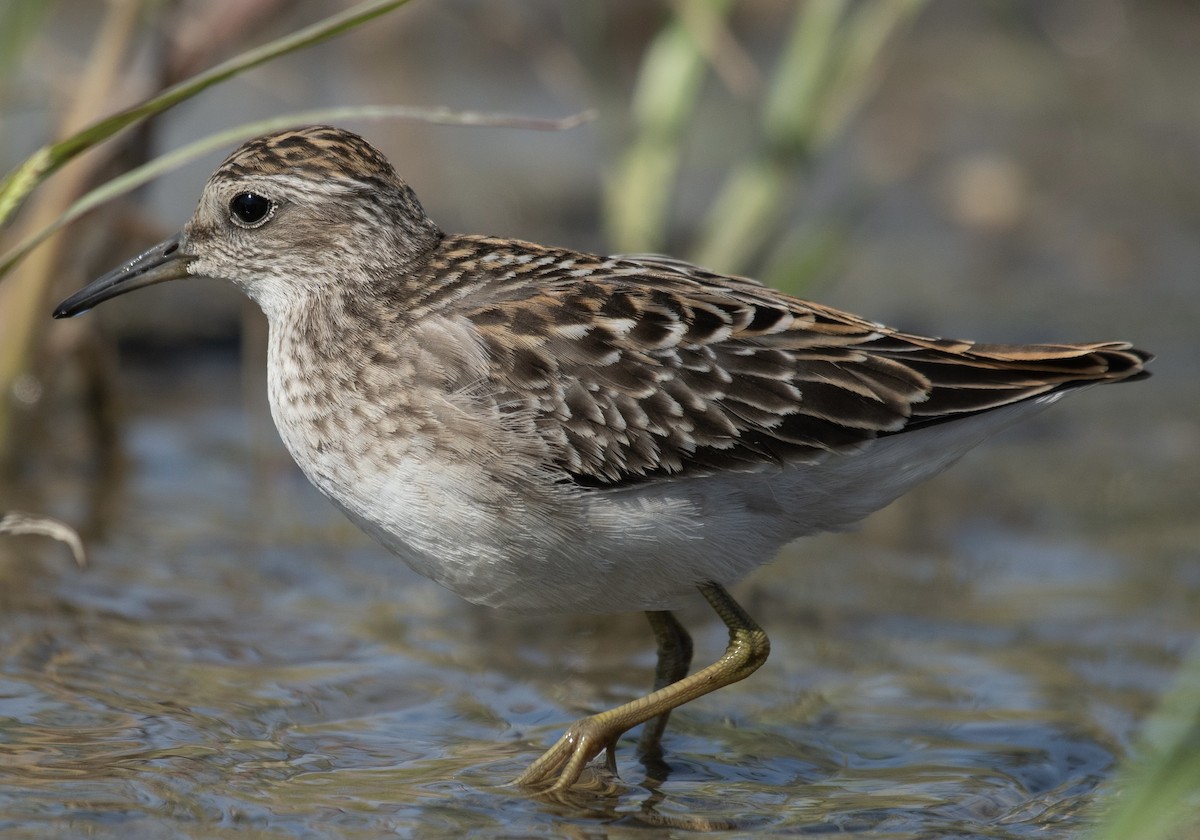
[229,192,275,228]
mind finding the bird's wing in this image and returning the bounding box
[459,247,1149,487]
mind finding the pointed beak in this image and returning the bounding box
[52,233,197,319]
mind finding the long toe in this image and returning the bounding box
[514,715,621,792]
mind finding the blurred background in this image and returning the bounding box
[0,1,1196,837]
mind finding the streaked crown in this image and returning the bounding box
[215,125,405,194]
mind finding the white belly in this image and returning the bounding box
[269,379,1058,614]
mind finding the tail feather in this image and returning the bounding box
[878,339,1152,429]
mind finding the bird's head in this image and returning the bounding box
[54,125,441,322]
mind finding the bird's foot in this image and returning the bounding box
[514,714,622,793]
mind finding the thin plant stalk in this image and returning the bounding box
[0,0,142,452]
[0,0,415,229]
[603,0,735,254]
[1090,642,1200,840]
[692,0,925,277]
[0,106,593,282]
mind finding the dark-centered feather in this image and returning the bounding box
[379,237,1153,487]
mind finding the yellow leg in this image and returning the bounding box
[514,582,770,792]
[635,610,693,773]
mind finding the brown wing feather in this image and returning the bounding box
[448,240,1150,486]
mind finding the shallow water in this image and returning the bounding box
[1,353,1193,838]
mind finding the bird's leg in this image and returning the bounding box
[514,582,770,793]
[635,610,693,776]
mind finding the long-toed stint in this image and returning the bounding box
[54,126,1151,793]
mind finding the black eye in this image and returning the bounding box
[229,192,275,227]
